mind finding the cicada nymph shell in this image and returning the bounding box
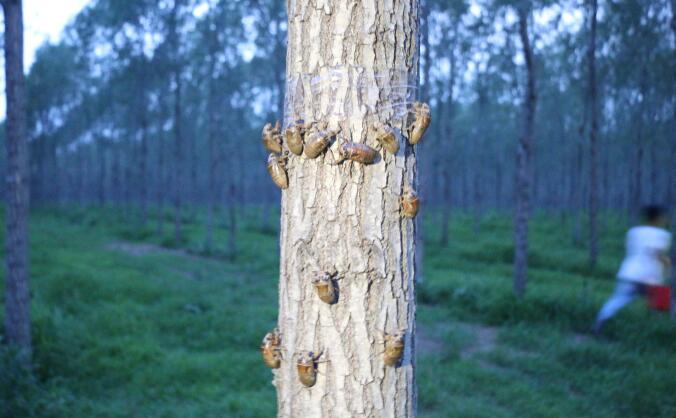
[312,272,337,304]
[338,142,378,164]
[261,328,282,369]
[373,121,399,154]
[267,153,288,189]
[400,186,420,218]
[297,351,321,387]
[284,120,306,156]
[408,102,431,145]
[262,121,283,154]
[383,331,405,367]
[304,122,335,159]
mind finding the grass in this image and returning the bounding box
[1,206,675,417]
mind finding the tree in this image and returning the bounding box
[169,0,185,244]
[587,0,599,265]
[513,4,536,297]
[2,0,31,361]
[271,1,421,416]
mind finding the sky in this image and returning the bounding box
[0,0,91,118]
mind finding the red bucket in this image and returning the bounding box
[647,285,671,311]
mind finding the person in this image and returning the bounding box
[592,205,672,334]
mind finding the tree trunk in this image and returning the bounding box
[139,111,148,226]
[2,0,31,360]
[588,0,599,266]
[416,0,431,284]
[473,79,487,233]
[273,1,419,416]
[440,165,451,247]
[173,71,184,244]
[420,0,431,103]
[157,100,168,236]
[513,7,536,297]
[170,0,183,245]
[440,30,456,248]
[670,0,676,42]
[227,184,237,260]
[98,140,106,206]
[205,74,217,253]
[630,69,647,220]
[669,122,676,320]
[649,139,658,204]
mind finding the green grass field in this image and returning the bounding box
[1,207,675,418]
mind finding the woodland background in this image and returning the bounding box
[1,0,675,417]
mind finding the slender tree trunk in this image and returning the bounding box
[513,7,536,297]
[631,122,644,213]
[98,141,106,206]
[495,156,503,209]
[670,0,676,43]
[440,165,451,247]
[205,75,217,252]
[157,131,166,236]
[274,1,419,416]
[588,0,599,266]
[421,0,431,103]
[227,184,237,260]
[78,148,85,207]
[439,48,454,247]
[630,70,647,219]
[473,79,487,233]
[124,141,132,219]
[649,139,658,203]
[2,0,31,361]
[416,0,431,283]
[173,71,184,244]
[189,106,198,220]
[169,0,183,244]
[138,93,148,227]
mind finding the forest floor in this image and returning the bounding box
[1,207,675,418]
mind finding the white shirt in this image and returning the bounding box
[617,225,671,285]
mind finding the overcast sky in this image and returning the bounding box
[0,0,90,117]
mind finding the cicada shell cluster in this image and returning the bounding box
[383,331,406,367]
[401,186,420,218]
[304,122,335,159]
[297,351,321,387]
[262,121,283,154]
[338,142,378,164]
[284,120,306,156]
[408,102,431,145]
[312,272,337,304]
[261,328,282,369]
[267,153,288,189]
[373,121,399,154]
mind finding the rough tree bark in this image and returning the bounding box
[2,0,31,360]
[588,0,599,266]
[273,1,420,416]
[513,7,536,297]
